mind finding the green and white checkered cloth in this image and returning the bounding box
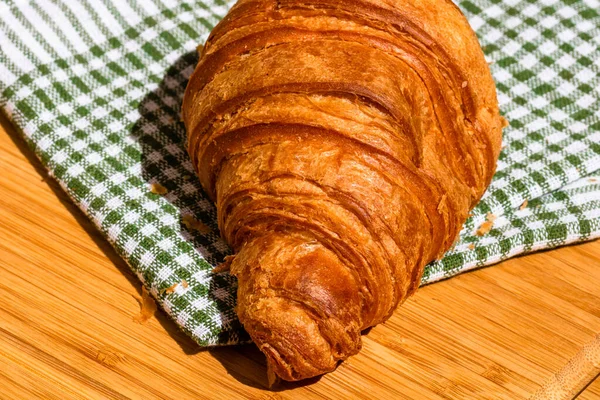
[0,0,599,347]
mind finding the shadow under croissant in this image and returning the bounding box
[208,345,324,390]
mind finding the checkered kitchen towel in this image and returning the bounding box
[0,0,599,346]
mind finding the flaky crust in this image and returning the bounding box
[183,0,503,381]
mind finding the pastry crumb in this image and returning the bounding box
[183,174,191,181]
[212,264,229,274]
[485,212,497,222]
[500,116,509,128]
[161,282,179,295]
[160,280,189,295]
[149,183,168,195]
[468,243,476,250]
[520,199,528,210]
[133,286,157,324]
[590,178,598,183]
[462,81,468,88]
[182,215,212,234]
[197,44,204,54]
[212,255,235,273]
[476,221,494,236]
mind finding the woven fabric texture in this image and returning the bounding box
[0,0,599,346]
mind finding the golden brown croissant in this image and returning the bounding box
[182,0,504,382]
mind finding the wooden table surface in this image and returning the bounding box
[1,114,599,399]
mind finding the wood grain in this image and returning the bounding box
[0,113,599,399]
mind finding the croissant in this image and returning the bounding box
[182,0,504,382]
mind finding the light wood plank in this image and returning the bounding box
[0,115,598,399]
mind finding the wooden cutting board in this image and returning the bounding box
[1,114,599,400]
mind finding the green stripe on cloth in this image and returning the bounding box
[0,0,599,346]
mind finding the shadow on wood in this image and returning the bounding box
[209,344,324,391]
